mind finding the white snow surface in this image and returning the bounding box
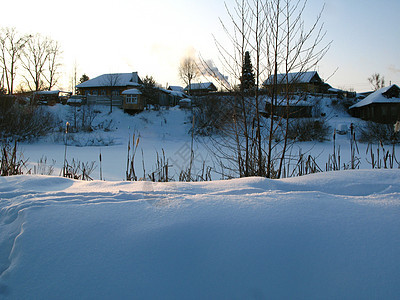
[1,170,400,299]
[121,88,142,95]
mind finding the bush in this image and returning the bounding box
[0,141,26,176]
[192,95,234,135]
[287,118,331,142]
[358,122,399,144]
[0,96,56,141]
[66,105,99,133]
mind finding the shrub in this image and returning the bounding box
[358,121,399,144]
[287,118,331,142]
[66,105,99,133]
[0,141,27,176]
[192,95,234,135]
[0,97,56,141]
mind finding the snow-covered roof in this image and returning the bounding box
[168,86,184,92]
[350,84,400,109]
[76,72,142,88]
[263,71,322,85]
[34,90,60,95]
[122,88,142,95]
[328,87,343,93]
[184,82,217,91]
[169,90,186,98]
[67,98,83,103]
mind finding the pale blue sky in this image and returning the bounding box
[3,0,400,92]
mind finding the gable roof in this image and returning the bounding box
[263,71,322,86]
[168,86,184,92]
[184,82,217,91]
[76,72,142,89]
[350,84,400,109]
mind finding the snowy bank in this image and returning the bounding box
[1,170,400,299]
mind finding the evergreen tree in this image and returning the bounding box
[139,75,160,109]
[79,74,89,84]
[76,74,89,95]
[240,51,255,92]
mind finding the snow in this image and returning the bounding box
[184,82,216,91]
[350,84,400,108]
[10,97,398,182]
[121,88,142,95]
[76,72,141,88]
[66,96,84,104]
[168,86,184,92]
[1,98,400,298]
[34,90,60,95]
[328,87,342,93]
[263,71,319,85]
[0,170,399,299]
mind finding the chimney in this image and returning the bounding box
[131,72,138,83]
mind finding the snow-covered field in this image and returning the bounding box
[1,101,400,298]
[1,170,400,299]
[16,101,399,181]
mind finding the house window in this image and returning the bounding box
[100,90,106,95]
[126,95,138,104]
[112,90,119,96]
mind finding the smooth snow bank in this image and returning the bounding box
[1,170,400,299]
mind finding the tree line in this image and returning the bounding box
[0,27,62,95]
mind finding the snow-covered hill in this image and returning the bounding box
[1,170,400,299]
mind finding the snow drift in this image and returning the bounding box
[1,170,400,299]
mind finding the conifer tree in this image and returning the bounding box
[240,51,255,92]
[79,74,89,84]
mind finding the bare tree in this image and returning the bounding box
[44,40,62,90]
[368,73,385,91]
[179,56,199,95]
[21,34,55,91]
[70,61,78,95]
[265,0,330,178]
[0,27,30,94]
[103,73,121,113]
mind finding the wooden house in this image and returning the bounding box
[184,82,217,96]
[349,84,400,124]
[76,72,142,107]
[263,71,329,95]
[122,89,144,112]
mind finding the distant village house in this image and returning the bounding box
[184,82,217,96]
[349,84,400,124]
[75,72,142,107]
[263,71,330,95]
